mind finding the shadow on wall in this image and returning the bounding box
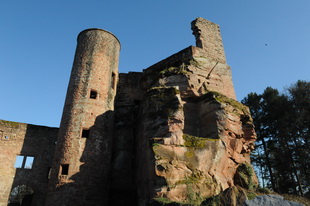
[7,124,58,206]
[108,90,141,205]
[46,111,115,206]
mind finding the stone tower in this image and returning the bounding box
[45,29,120,206]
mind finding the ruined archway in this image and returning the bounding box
[8,185,34,206]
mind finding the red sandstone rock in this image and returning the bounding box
[136,88,256,205]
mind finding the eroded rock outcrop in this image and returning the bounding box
[112,18,258,206]
[135,85,257,205]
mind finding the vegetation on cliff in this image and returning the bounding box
[159,66,189,77]
[183,134,219,148]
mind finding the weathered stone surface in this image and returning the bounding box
[135,87,256,205]
[191,17,226,64]
[243,195,305,206]
[142,46,236,100]
[45,29,120,206]
[218,186,247,206]
[0,18,262,206]
[0,120,58,206]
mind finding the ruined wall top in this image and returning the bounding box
[191,17,226,64]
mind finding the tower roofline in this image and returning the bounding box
[77,28,121,50]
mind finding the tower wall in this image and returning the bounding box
[191,17,226,64]
[46,29,120,206]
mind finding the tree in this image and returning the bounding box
[242,80,310,196]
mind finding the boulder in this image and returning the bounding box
[243,195,305,206]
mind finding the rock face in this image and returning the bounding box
[134,89,256,205]
[110,18,257,205]
[244,195,305,206]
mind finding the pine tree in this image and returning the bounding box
[242,80,310,196]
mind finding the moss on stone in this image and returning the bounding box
[187,185,204,206]
[177,174,200,186]
[152,197,187,206]
[159,66,188,77]
[185,151,194,158]
[183,134,206,148]
[189,57,209,69]
[171,170,213,206]
[146,87,182,119]
[240,163,253,176]
[0,120,22,128]
[183,134,219,148]
[152,143,161,147]
[255,187,271,194]
[246,191,257,200]
[152,144,160,153]
[234,162,256,190]
[209,91,249,114]
[153,197,174,204]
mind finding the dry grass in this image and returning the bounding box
[281,194,310,206]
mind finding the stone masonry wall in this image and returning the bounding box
[0,120,58,206]
[191,17,226,64]
[46,29,121,206]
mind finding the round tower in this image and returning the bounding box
[46,29,120,206]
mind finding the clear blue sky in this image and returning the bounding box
[1,0,309,127]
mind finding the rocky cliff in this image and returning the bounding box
[135,56,257,206]
[110,18,258,206]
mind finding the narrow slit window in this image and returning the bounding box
[61,164,69,175]
[82,129,90,138]
[111,73,116,89]
[47,167,51,179]
[90,90,98,99]
[24,156,34,169]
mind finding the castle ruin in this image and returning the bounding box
[0,18,257,206]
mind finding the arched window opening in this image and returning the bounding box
[8,185,34,206]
